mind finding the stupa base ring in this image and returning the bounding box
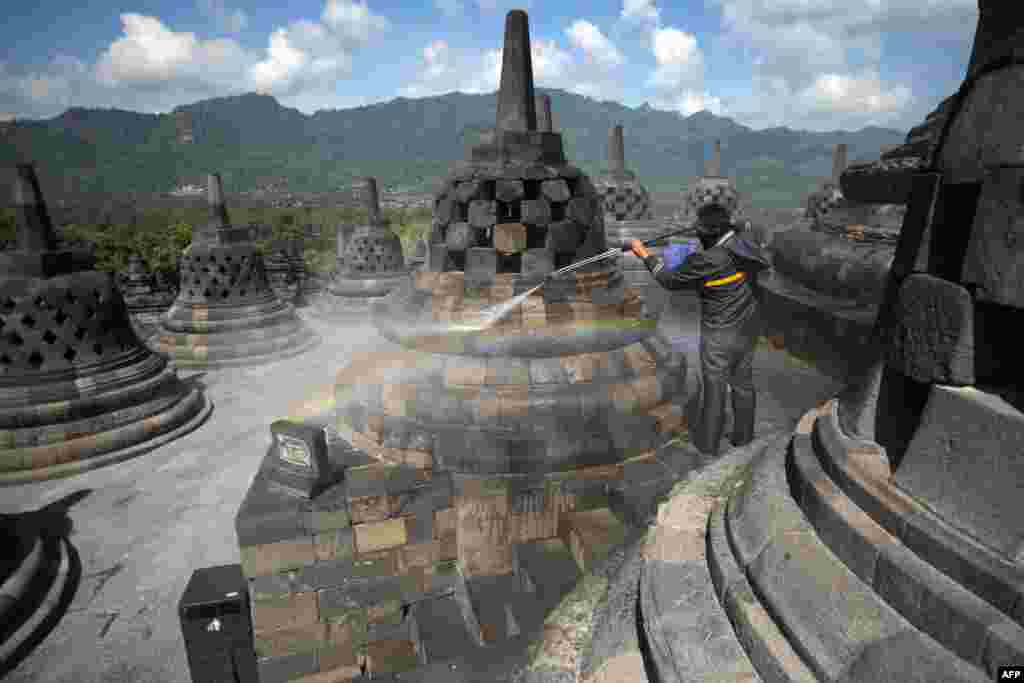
[0,388,211,484]
[329,271,411,298]
[154,327,321,369]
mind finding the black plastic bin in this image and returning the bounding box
[179,564,258,683]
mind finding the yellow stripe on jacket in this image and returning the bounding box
[705,271,746,288]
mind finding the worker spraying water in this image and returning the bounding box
[627,204,772,461]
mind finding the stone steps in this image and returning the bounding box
[812,400,1024,625]
[721,417,988,682]
[791,417,1024,678]
[0,531,75,677]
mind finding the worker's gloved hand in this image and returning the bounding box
[626,239,650,259]
[664,241,696,270]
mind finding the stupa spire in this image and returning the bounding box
[609,125,626,176]
[207,173,231,227]
[536,94,553,132]
[13,163,57,252]
[831,143,848,186]
[362,177,382,224]
[705,140,722,177]
[495,10,537,132]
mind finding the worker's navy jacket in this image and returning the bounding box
[643,231,772,329]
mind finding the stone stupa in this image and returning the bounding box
[674,139,742,227]
[316,177,409,317]
[152,173,319,367]
[232,10,690,681]
[0,163,211,484]
[118,254,176,335]
[596,125,667,309]
[643,2,1024,679]
[760,142,909,379]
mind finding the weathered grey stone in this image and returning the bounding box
[428,244,449,272]
[566,196,596,226]
[545,220,581,253]
[520,198,552,226]
[257,652,318,683]
[521,248,553,279]
[435,197,455,225]
[446,222,476,251]
[495,179,525,202]
[468,200,498,229]
[536,95,553,132]
[455,181,483,203]
[895,385,1024,560]
[541,179,571,203]
[495,10,537,132]
[961,164,1024,309]
[884,274,975,385]
[465,247,498,286]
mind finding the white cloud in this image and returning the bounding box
[621,0,661,27]
[401,36,588,99]
[96,14,202,84]
[647,27,705,90]
[566,20,624,69]
[802,73,912,114]
[197,0,248,33]
[322,0,390,45]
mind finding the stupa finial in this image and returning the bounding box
[495,10,537,132]
[609,125,626,176]
[207,173,230,227]
[536,94,553,132]
[705,140,722,177]
[362,177,382,224]
[831,143,848,186]
[13,163,58,252]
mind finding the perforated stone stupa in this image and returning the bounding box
[152,173,318,367]
[642,5,1024,680]
[118,254,175,334]
[318,177,409,317]
[234,10,690,681]
[0,164,210,483]
[673,139,742,228]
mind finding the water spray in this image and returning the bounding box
[471,225,698,329]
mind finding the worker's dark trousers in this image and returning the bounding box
[694,310,761,457]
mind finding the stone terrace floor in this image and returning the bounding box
[0,290,842,683]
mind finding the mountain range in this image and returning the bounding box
[1,89,908,206]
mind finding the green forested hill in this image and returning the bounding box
[1,89,906,207]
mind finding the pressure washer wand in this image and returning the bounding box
[544,225,697,281]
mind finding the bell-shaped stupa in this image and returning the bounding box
[0,164,210,483]
[233,10,690,680]
[674,139,742,226]
[152,173,318,367]
[316,177,409,317]
[118,254,176,336]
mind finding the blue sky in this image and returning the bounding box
[0,0,978,132]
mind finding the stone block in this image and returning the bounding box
[354,517,409,554]
[895,385,1024,559]
[521,198,552,226]
[313,528,355,563]
[495,179,525,202]
[348,494,402,525]
[541,179,571,203]
[365,639,419,675]
[251,592,318,635]
[292,557,356,593]
[566,196,596,226]
[545,220,581,253]
[521,248,554,279]
[254,622,329,659]
[236,493,309,548]
[446,221,475,251]
[256,651,319,683]
[241,538,317,578]
[465,247,498,286]
[494,223,528,254]
[435,197,455,225]
[318,621,361,673]
[469,200,498,229]
[307,489,351,535]
[428,244,449,272]
[885,274,975,385]
[961,165,1024,309]
[319,579,405,623]
[455,180,483,203]
[250,573,296,602]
